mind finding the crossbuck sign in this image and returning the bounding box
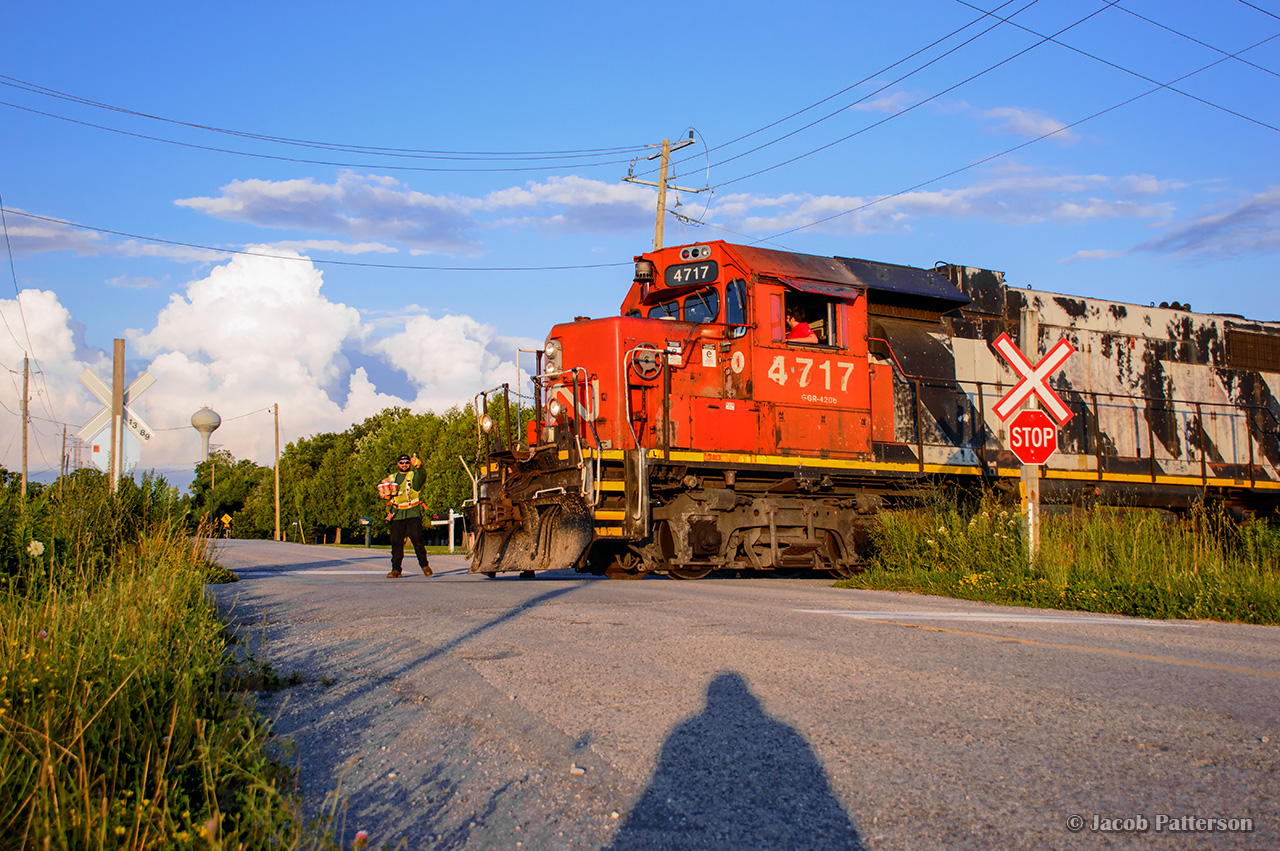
[77,369,156,446]
[991,333,1075,426]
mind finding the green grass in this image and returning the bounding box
[0,472,368,850]
[835,492,1280,624]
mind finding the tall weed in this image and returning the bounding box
[839,491,1280,624]
[0,470,345,850]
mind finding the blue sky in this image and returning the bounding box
[1,0,1277,483]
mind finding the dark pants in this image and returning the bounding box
[389,515,428,569]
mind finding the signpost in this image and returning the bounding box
[991,313,1075,557]
[77,342,155,490]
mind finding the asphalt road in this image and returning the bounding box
[207,540,1279,850]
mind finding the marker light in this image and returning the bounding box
[679,245,712,261]
[479,414,494,433]
[548,398,564,419]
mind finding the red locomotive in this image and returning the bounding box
[469,240,1280,578]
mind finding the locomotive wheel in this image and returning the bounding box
[825,565,857,579]
[667,566,714,580]
[604,551,649,580]
[482,571,497,579]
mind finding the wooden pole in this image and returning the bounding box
[21,355,28,500]
[653,138,671,251]
[1019,308,1040,560]
[274,403,281,542]
[110,339,125,493]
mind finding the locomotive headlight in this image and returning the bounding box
[548,398,564,420]
[479,414,494,434]
[544,339,563,375]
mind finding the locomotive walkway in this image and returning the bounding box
[208,540,1279,850]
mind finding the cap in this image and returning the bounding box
[397,454,411,462]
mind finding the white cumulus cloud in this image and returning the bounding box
[2,250,540,480]
[174,172,657,254]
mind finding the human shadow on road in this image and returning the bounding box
[608,672,864,851]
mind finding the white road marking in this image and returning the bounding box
[796,609,1187,626]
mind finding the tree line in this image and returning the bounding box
[189,403,497,544]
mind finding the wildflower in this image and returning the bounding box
[37,630,48,641]
[926,539,936,547]
[27,540,45,558]
[353,830,370,850]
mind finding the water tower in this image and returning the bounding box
[191,407,221,459]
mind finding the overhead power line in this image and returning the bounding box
[957,0,1280,134]
[0,99,641,174]
[763,30,1280,241]
[0,74,649,162]
[1110,2,1279,78]
[2,208,630,273]
[679,0,1032,168]
[718,0,1120,188]
[1237,0,1280,24]
[0,189,62,430]
[630,0,1036,186]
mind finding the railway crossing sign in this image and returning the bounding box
[1008,409,1058,465]
[991,332,1075,426]
[77,368,156,472]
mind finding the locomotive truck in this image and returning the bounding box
[468,240,1280,579]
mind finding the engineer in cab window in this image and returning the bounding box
[785,305,818,344]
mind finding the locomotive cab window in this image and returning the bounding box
[784,295,838,346]
[683,287,720,324]
[726,279,748,338]
[649,299,681,320]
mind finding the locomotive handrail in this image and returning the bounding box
[868,336,1280,434]
[473,384,514,469]
[531,365,602,506]
[622,344,665,450]
[870,335,1280,485]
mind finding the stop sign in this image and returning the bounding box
[1008,408,1058,465]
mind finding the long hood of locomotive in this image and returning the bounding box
[879,273,1280,491]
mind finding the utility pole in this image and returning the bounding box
[623,131,706,251]
[20,356,28,500]
[274,402,281,542]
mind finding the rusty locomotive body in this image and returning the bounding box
[468,240,1280,579]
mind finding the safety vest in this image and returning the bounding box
[391,471,423,510]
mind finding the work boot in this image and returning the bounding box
[420,561,433,577]
[386,568,402,578]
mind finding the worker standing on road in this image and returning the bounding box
[378,453,432,579]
